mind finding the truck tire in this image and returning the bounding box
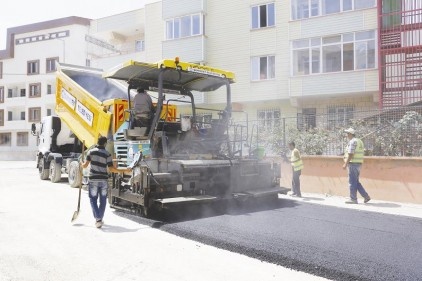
[68,161,82,188]
[49,161,62,183]
[38,158,50,180]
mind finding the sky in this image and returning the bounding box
[0,0,147,49]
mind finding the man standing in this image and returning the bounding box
[288,141,303,198]
[81,136,131,228]
[133,87,154,133]
[343,128,371,204]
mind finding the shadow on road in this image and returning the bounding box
[114,196,300,227]
[365,202,401,208]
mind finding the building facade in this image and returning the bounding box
[1,0,420,159]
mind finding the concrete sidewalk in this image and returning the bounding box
[279,192,422,219]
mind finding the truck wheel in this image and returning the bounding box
[68,161,82,188]
[49,161,62,183]
[38,158,49,180]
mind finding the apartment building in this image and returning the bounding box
[1,0,420,159]
[0,17,90,160]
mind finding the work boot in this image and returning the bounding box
[95,220,103,228]
[345,199,358,204]
[364,196,371,203]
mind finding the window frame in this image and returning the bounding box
[27,60,40,75]
[0,132,11,146]
[251,2,276,29]
[166,13,203,40]
[251,55,276,81]
[0,86,4,103]
[0,109,4,126]
[46,57,59,73]
[28,107,41,122]
[29,83,41,98]
[257,109,280,131]
[16,132,29,146]
[0,61,3,79]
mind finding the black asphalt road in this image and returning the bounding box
[120,198,422,281]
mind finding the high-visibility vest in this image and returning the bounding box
[344,138,364,164]
[291,148,304,171]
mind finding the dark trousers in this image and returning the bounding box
[133,117,151,135]
[292,168,302,196]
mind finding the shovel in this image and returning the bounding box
[71,141,85,223]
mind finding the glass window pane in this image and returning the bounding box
[267,3,275,26]
[192,14,201,35]
[343,0,352,11]
[181,16,191,37]
[311,38,321,46]
[355,30,375,40]
[323,44,341,72]
[260,57,268,79]
[260,5,267,27]
[355,42,367,69]
[292,0,309,20]
[293,39,309,48]
[251,57,260,80]
[174,18,180,38]
[343,43,354,71]
[343,33,354,42]
[252,6,259,28]
[311,0,319,16]
[355,0,375,9]
[166,20,173,39]
[367,40,376,68]
[323,35,341,44]
[268,56,275,78]
[322,0,340,15]
[311,48,320,73]
[293,49,310,75]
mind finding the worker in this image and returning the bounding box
[133,87,154,134]
[81,136,131,228]
[288,141,303,198]
[343,128,371,204]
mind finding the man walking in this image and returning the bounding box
[81,136,131,228]
[343,128,371,204]
[288,141,303,197]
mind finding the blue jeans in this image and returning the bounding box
[348,163,369,201]
[88,180,108,221]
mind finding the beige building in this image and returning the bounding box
[0,1,381,159]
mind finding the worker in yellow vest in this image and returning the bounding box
[288,141,303,197]
[343,128,371,204]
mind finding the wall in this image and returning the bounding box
[277,156,422,204]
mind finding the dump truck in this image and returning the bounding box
[32,58,288,217]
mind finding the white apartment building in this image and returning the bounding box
[0,1,386,159]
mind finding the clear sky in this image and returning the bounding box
[0,0,147,49]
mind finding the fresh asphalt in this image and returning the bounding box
[1,161,421,281]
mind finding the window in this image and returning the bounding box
[166,14,202,40]
[20,111,25,120]
[0,133,11,146]
[297,108,316,130]
[47,109,52,116]
[86,59,91,67]
[29,83,41,98]
[47,84,52,95]
[7,111,12,121]
[28,107,41,122]
[0,62,2,79]
[20,89,26,97]
[327,105,354,129]
[292,31,376,75]
[0,110,3,126]
[292,0,375,19]
[46,57,58,73]
[257,109,280,131]
[0,87,4,103]
[27,60,40,75]
[252,3,275,29]
[251,56,275,81]
[135,40,145,52]
[17,132,28,146]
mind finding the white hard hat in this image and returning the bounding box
[344,127,355,135]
